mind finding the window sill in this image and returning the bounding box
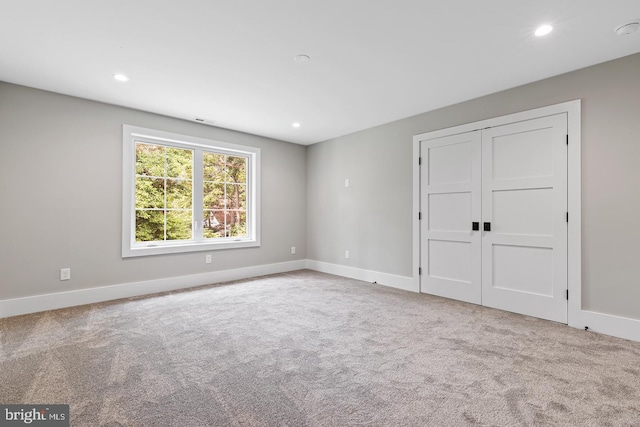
[122,239,260,258]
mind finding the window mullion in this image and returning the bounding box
[193,149,204,241]
[246,154,252,238]
[163,147,168,242]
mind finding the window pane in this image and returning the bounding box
[238,184,247,210]
[229,211,247,237]
[226,156,247,183]
[136,210,165,242]
[203,182,225,209]
[135,177,164,209]
[167,178,192,209]
[136,143,164,176]
[225,183,246,210]
[203,210,224,238]
[166,210,192,240]
[203,152,225,182]
[202,210,247,239]
[218,211,232,237]
[166,147,193,179]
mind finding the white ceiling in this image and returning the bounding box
[1,1,639,145]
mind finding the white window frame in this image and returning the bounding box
[122,125,260,257]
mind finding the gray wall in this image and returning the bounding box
[0,83,307,300]
[307,52,640,320]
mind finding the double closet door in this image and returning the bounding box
[420,114,568,323]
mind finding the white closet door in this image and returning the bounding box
[420,131,481,304]
[481,114,568,323]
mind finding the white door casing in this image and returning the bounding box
[420,132,481,304]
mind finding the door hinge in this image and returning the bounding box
[419,267,422,275]
[566,289,569,300]
[566,212,569,223]
[566,135,569,145]
[419,212,422,220]
[419,157,422,165]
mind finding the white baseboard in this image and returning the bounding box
[0,260,306,319]
[568,308,640,343]
[305,260,418,293]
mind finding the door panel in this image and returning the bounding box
[428,141,472,185]
[429,192,471,231]
[420,132,481,304]
[492,245,554,296]
[492,127,554,180]
[429,240,472,283]
[481,114,568,323]
[492,188,553,236]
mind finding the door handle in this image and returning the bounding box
[472,222,479,231]
[484,222,491,232]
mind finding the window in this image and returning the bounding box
[122,125,260,257]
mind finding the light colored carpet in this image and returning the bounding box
[1,270,639,426]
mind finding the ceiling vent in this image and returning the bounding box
[615,21,640,36]
[194,118,217,126]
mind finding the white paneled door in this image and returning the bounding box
[420,131,481,304]
[481,114,567,323]
[420,113,568,323]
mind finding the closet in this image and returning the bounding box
[418,113,568,323]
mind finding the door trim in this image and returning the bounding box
[413,100,581,325]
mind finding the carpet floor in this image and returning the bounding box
[1,270,639,426]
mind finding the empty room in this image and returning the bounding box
[1,1,640,426]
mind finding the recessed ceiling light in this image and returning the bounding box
[113,73,129,82]
[535,24,553,37]
[292,122,301,128]
[294,54,310,63]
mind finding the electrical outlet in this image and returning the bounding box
[291,246,296,255]
[345,250,350,259]
[345,178,350,187]
[60,268,71,281]
[205,254,212,264]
